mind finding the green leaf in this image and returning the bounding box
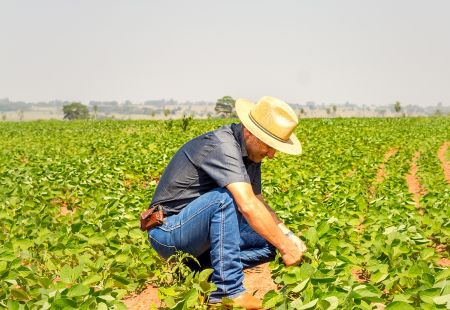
[304,227,318,246]
[323,296,339,310]
[298,263,316,280]
[263,290,284,309]
[97,302,108,310]
[419,288,440,304]
[67,284,90,297]
[283,272,299,285]
[311,276,337,284]
[297,298,318,309]
[112,274,130,285]
[10,288,30,301]
[291,278,309,293]
[115,254,128,263]
[7,300,19,310]
[98,295,115,301]
[433,294,450,306]
[82,274,102,286]
[184,288,198,308]
[317,222,330,237]
[385,301,414,310]
[0,261,7,272]
[199,268,213,282]
[59,264,83,282]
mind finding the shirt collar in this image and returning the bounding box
[232,123,248,158]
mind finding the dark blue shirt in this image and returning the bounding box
[150,123,261,215]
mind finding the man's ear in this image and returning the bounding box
[242,126,252,139]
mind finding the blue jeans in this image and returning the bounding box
[148,188,276,302]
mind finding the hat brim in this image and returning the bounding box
[235,99,302,155]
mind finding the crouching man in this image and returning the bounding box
[145,96,307,309]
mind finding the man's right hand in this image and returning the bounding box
[280,239,303,266]
[286,232,308,253]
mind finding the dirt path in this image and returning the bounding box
[122,262,276,309]
[369,148,398,197]
[243,262,277,299]
[375,148,398,184]
[437,141,450,185]
[122,285,160,309]
[405,152,425,215]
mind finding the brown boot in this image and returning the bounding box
[231,292,264,309]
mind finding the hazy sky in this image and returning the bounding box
[1,0,449,106]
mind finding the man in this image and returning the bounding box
[146,96,306,309]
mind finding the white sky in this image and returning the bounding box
[1,0,449,106]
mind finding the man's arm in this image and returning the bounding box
[226,182,302,266]
[256,194,287,228]
[256,194,308,253]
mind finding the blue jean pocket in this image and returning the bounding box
[148,229,177,260]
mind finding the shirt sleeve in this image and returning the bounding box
[199,142,251,188]
[249,164,262,195]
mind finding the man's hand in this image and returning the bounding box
[280,241,303,266]
[286,231,308,253]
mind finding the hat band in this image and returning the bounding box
[248,112,289,143]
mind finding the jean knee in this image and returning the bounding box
[268,243,277,259]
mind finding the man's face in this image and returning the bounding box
[245,131,277,163]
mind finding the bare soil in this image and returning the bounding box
[438,258,450,267]
[122,285,160,309]
[375,148,398,183]
[369,148,398,196]
[405,152,425,215]
[437,141,450,185]
[243,262,277,299]
[122,262,276,309]
[351,268,370,283]
[51,198,77,216]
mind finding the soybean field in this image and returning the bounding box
[0,117,449,309]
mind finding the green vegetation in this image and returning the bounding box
[0,117,449,309]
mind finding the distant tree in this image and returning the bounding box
[394,101,401,113]
[332,105,337,114]
[17,109,24,121]
[163,108,171,117]
[326,107,331,115]
[93,104,98,120]
[299,108,305,116]
[63,102,90,120]
[1,113,6,121]
[215,96,236,117]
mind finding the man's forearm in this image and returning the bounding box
[227,182,303,266]
[257,195,293,234]
[256,195,282,225]
[239,197,293,255]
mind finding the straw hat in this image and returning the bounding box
[235,96,302,155]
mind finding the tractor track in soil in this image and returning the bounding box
[375,148,399,184]
[405,152,426,215]
[437,141,450,185]
[368,148,398,197]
